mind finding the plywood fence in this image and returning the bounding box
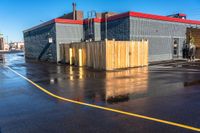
[187,28,200,58]
[60,40,148,70]
[187,28,200,47]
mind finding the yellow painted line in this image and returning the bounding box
[6,66,200,132]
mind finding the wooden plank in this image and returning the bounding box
[102,41,106,70]
[129,41,135,67]
[141,40,144,66]
[134,41,138,67]
[106,40,113,70]
[126,41,130,68]
[119,41,122,68]
[66,45,69,63]
[144,40,148,66]
[78,44,81,66]
[115,41,118,69]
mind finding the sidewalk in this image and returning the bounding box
[149,58,200,66]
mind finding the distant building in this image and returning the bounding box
[24,3,200,63]
[3,43,9,51]
[9,42,24,50]
[0,35,9,51]
[0,37,4,50]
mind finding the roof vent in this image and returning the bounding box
[167,13,187,19]
[72,3,77,20]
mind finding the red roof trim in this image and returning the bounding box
[54,18,83,25]
[85,11,200,25]
[83,12,130,24]
[83,18,102,24]
[24,19,83,33]
[83,19,90,24]
[24,11,200,33]
[129,12,200,25]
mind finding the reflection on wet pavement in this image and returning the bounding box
[1,53,200,132]
[3,53,200,105]
[105,69,148,104]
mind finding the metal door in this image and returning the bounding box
[173,38,179,58]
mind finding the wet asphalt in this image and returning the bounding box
[0,52,200,133]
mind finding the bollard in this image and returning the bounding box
[79,48,83,67]
[69,48,73,65]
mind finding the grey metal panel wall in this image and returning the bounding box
[83,23,90,41]
[101,17,130,40]
[129,17,195,61]
[24,24,57,62]
[94,23,101,41]
[83,22,101,41]
[55,23,83,61]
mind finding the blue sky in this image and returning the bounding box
[0,0,200,42]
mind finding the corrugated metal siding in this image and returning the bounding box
[55,23,83,61]
[83,23,92,41]
[129,17,199,61]
[83,18,130,41]
[24,16,200,63]
[24,24,57,62]
[94,23,101,41]
[101,17,130,40]
[83,22,101,41]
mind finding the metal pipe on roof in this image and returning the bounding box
[72,3,76,20]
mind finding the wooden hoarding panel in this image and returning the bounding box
[61,40,148,70]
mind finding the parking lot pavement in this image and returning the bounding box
[0,53,200,133]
